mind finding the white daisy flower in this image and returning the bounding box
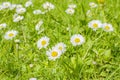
[89,2,98,8]
[102,23,114,32]
[9,4,17,10]
[46,48,62,60]
[33,10,42,15]
[37,36,50,49]
[13,14,24,22]
[2,2,11,9]
[4,30,18,40]
[0,5,4,10]
[0,23,7,30]
[42,2,55,11]
[54,42,66,53]
[70,34,85,46]
[16,4,23,9]
[68,4,77,8]
[16,7,26,14]
[25,0,32,7]
[88,20,102,31]
[35,20,43,31]
[29,78,37,80]
[65,8,75,15]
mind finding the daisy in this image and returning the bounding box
[16,4,23,9]
[65,8,75,15]
[0,23,7,30]
[102,23,114,32]
[46,48,62,60]
[35,20,43,31]
[89,2,98,8]
[33,10,42,15]
[13,14,24,22]
[16,7,26,14]
[37,36,50,49]
[88,20,102,31]
[2,2,11,9]
[25,0,32,7]
[70,34,85,46]
[9,4,17,10]
[29,78,37,80]
[68,4,77,8]
[4,30,18,40]
[0,5,4,10]
[54,42,66,53]
[42,2,55,11]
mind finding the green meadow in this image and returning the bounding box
[0,0,120,80]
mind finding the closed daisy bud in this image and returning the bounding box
[14,39,20,43]
[29,64,34,68]
[46,48,62,60]
[16,7,26,14]
[65,8,75,15]
[89,2,98,8]
[13,14,24,22]
[54,42,66,53]
[66,26,70,31]
[35,20,43,31]
[88,20,102,31]
[33,10,42,15]
[42,2,55,11]
[70,34,85,46]
[2,2,11,9]
[86,10,92,17]
[37,36,50,49]
[0,23,7,30]
[4,30,18,40]
[25,0,32,7]
[102,23,114,32]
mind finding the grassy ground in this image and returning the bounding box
[0,0,120,80]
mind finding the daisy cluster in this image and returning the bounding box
[33,2,55,15]
[88,20,113,32]
[36,35,85,61]
[0,0,113,62]
[65,4,77,15]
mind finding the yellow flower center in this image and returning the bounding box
[51,51,58,57]
[8,33,14,37]
[93,23,98,28]
[105,26,110,30]
[41,40,46,46]
[74,38,80,43]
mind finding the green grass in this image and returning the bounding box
[0,0,120,80]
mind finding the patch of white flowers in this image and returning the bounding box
[65,4,76,15]
[88,20,114,32]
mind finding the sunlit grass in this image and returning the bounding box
[0,0,120,80]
